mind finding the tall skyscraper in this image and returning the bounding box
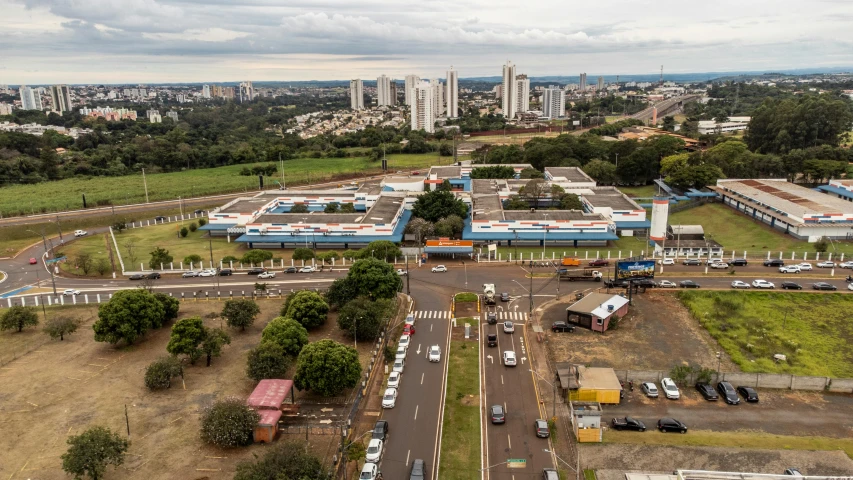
[446,66,459,118]
[202,85,211,98]
[515,74,530,114]
[404,75,420,105]
[49,85,72,114]
[597,76,605,92]
[349,79,364,110]
[430,79,444,117]
[501,61,518,118]
[579,73,587,92]
[410,81,435,133]
[239,81,254,102]
[542,87,566,119]
[390,82,398,104]
[376,75,394,107]
[19,86,42,111]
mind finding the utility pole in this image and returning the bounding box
[529,265,534,315]
[56,215,63,243]
[142,168,149,203]
[279,152,285,189]
[406,255,411,295]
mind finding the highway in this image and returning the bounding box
[630,94,700,122]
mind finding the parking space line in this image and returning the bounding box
[421,373,424,384]
[414,405,418,420]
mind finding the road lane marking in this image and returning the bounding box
[501,375,504,385]
[406,450,410,467]
[507,434,511,449]
[430,323,433,331]
[421,373,424,384]
[414,405,419,420]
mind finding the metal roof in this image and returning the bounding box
[246,379,294,410]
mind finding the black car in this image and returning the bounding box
[634,279,657,288]
[371,420,388,441]
[500,292,510,302]
[611,417,646,431]
[218,268,233,276]
[605,279,629,288]
[410,459,426,480]
[146,272,161,279]
[657,417,687,433]
[490,405,505,424]
[679,280,700,288]
[284,266,297,274]
[682,259,701,266]
[551,321,575,333]
[780,281,803,290]
[717,381,740,405]
[129,273,145,280]
[487,333,497,347]
[194,209,204,215]
[736,386,759,403]
[154,216,166,222]
[246,267,266,275]
[695,382,719,401]
[730,258,749,266]
[486,312,497,325]
[763,259,785,267]
[812,282,837,291]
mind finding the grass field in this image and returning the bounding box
[618,185,660,198]
[678,291,853,377]
[494,236,652,262]
[438,332,481,480]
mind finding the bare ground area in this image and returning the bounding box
[0,298,376,480]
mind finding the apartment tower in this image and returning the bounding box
[404,75,421,105]
[446,66,459,118]
[410,81,435,133]
[501,61,518,118]
[350,79,364,110]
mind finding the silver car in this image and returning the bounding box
[503,351,517,366]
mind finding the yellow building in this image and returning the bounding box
[558,364,623,404]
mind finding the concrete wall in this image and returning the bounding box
[614,369,849,393]
[828,378,853,393]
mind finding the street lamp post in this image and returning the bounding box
[544,449,578,478]
[531,368,557,418]
[27,229,57,296]
[716,351,722,381]
[462,261,467,287]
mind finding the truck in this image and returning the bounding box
[558,268,603,282]
[483,284,496,305]
[560,257,582,267]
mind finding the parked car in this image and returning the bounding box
[839,261,853,269]
[487,333,497,347]
[398,335,411,349]
[751,279,775,289]
[428,345,441,362]
[848,283,853,291]
[660,377,680,399]
[258,271,276,279]
[29,257,37,264]
[798,263,814,271]
[371,420,388,441]
[503,351,517,366]
[62,289,81,296]
[679,280,700,288]
[500,292,510,302]
[717,381,740,405]
[395,346,407,360]
[431,265,447,273]
[695,382,719,401]
[396,268,407,276]
[194,209,204,215]
[154,216,166,222]
[588,259,609,267]
[365,438,383,463]
[284,266,297,274]
[634,278,657,288]
[731,280,750,289]
[779,265,801,273]
[682,259,701,266]
[146,272,161,279]
[641,382,659,398]
[198,269,216,277]
[737,385,759,402]
[298,266,315,273]
[659,258,675,265]
[784,468,804,476]
[503,321,515,333]
[817,261,836,268]
[710,262,729,269]
[657,417,688,433]
[780,281,803,290]
[658,280,677,288]
[611,417,646,431]
[218,268,233,276]
[129,273,145,280]
[382,388,397,408]
[551,321,575,332]
[763,259,785,267]
[490,404,506,424]
[247,267,266,275]
[812,282,837,291]
[410,459,426,480]
[182,271,199,278]
[387,371,401,389]
[392,359,404,373]
[360,462,379,480]
[403,324,415,335]
[486,312,497,324]
[730,258,749,266]
[543,468,560,480]
[73,229,87,237]
[405,314,415,326]
[534,419,550,438]
[706,258,724,265]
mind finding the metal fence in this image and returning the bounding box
[613,368,853,393]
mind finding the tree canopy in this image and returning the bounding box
[200,397,260,447]
[261,316,309,357]
[61,426,129,480]
[469,165,516,179]
[281,291,329,330]
[337,296,392,341]
[0,305,39,333]
[233,440,327,480]
[746,95,853,154]
[294,339,362,397]
[346,258,403,300]
[411,189,468,222]
[246,342,291,382]
[93,289,166,344]
[166,316,206,364]
[222,299,260,331]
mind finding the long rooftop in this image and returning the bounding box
[717,179,853,218]
[545,166,595,183]
[503,210,605,221]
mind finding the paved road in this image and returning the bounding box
[630,94,700,121]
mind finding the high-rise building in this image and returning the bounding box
[211,85,223,97]
[166,111,179,122]
[501,61,518,118]
[19,86,42,111]
[410,81,435,133]
[446,67,459,118]
[0,103,13,115]
[376,75,394,107]
[146,109,162,123]
[515,74,530,114]
[349,79,364,110]
[202,85,211,99]
[542,87,566,119]
[239,81,254,102]
[404,75,420,105]
[579,73,587,92]
[49,85,72,114]
[430,79,444,117]
[597,76,605,92]
[390,82,398,104]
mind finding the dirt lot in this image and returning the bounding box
[0,298,377,480]
[541,290,738,371]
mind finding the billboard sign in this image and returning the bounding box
[616,260,655,280]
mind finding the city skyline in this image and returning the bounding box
[2,0,853,84]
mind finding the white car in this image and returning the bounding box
[658,280,677,288]
[798,263,814,271]
[360,463,379,480]
[398,335,411,349]
[381,388,397,408]
[779,265,800,273]
[839,261,853,269]
[431,265,447,273]
[73,229,87,237]
[660,377,680,400]
[62,289,81,296]
[848,283,853,291]
[730,280,750,289]
[395,346,407,360]
[198,269,216,277]
[706,258,724,265]
[182,271,199,278]
[405,314,415,326]
[817,261,836,268]
[299,266,315,273]
[710,262,729,269]
[659,258,675,265]
[752,279,775,289]
[396,268,407,276]
[257,271,276,279]
[387,371,401,389]
[428,345,441,362]
[365,438,383,463]
[503,321,515,333]
[503,351,517,367]
[392,359,404,373]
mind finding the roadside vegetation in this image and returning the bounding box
[438,330,481,480]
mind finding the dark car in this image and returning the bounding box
[589,259,609,267]
[500,292,510,302]
[736,386,759,403]
[534,419,550,438]
[730,258,749,266]
[657,417,687,433]
[695,382,719,401]
[246,267,266,275]
[129,273,145,280]
[218,268,233,276]
[551,321,575,333]
[146,272,161,279]
[490,405,506,424]
[784,468,803,476]
[154,216,166,222]
[634,278,657,288]
[611,417,646,431]
[371,420,388,441]
[486,312,497,325]
[682,259,701,266]
[717,381,740,405]
[284,266,297,274]
[605,279,629,288]
[763,259,785,267]
[410,459,426,480]
[487,333,497,347]
[812,282,837,291]
[543,469,560,480]
[780,281,803,290]
[194,209,204,215]
[679,280,700,288]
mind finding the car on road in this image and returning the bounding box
[395,346,407,360]
[779,265,801,273]
[154,216,166,222]
[359,462,379,480]
[298,266,315,273]
[73,230,87,237]
[551,320,575,332]
[798,263,814,271]
[534,419,550,438]
[849,283,853,291]
[396,268,407,276]
[763,259,785,267]
[431,265,447,273]
[840,261,853,269]
[198,269,216,277]
[503,321,515,333]
[730,258,749,266]
[486,312,497,324]
[387,371,402,389]
[403,324,415,335]
[543,468,560,480]
[428,345,441,362]
[751,279,775,289]
[194,209,204,215]
[284,266,297,274]
[812,282,837,291]
[717,381,740,405]
[588,259,609,267]
[781,281,803,290]
[657,417,688,433]
[737,385,759,402]
[365,438,383,463]
[611,417,646,431]
[392,359,404,373]
[247,267,266,275]
[218,268,233,276]
[682,259,701,266]
[659,258,675,265]
[182,271,199,278]
[258,271,276,279]
[730,280,750,289]
[695,382,719,401]
[62,289,81,296]
[371,420,388,441]
[503,351,517,366]
[658,280,677,288]
[398,335,411,349]
[679,280,700,288]
[146,272,161,279]
[817,261,836,268]
[29,257,37,264]
[706,258,724,265]
[129,273,145,280]
[784,468,803,476]
[382,388,397,408]
[641,382,659,398]
[405,314,415,326]
[500,292,510,302]
[710,262,729,269]
[490,404,506,424]
[487,333,497,347]
[660,377,680,400]
[410,459,426,480]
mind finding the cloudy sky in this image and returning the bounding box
[3,0,853,84]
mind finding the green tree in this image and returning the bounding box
[434,214,464,238]
[560,193,583,210]
[76,253,93,275]
[61,426,129,480]
[222,299,261,331]
[0,305,39,333]
[198,217,208,227]
[316,251,340,265]
[361,240,401,261]
[188,222,198,232]
[519,167,544,179]
[814,237,829,253]
[184,254,203,265]
[179,227,189,237]
[411,189,468,222]
[166,316,206,364]
[200,397,260,447]
[470,165,516,179]
[148,246,173,270]
[437,178,452,192]
[93,289,166,344]
[339,202,357,213]
[242,249,274,265]
[661,116,676,132]
[324,277,359,309]
[261,316,309,357]
[282,290,329,329]
[233,440,327,480]
[404,217,435,246]
[582,159,617,184]
[747,96,853,154]
[337,296,391,341]
[521,178,548,209]
[94,258,111,276]
[247,342,291,382]
[347,258,402,300]
[324,202,340,213]
[153,292,180,326]
[503,196,530,210]
[289,203,309,213]
[294,339,362,397]
[43,316,78,340]
[144,355,183,390]
[292,248,315,261]
[200,328,231,367]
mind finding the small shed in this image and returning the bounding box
[247,379,295,411]
[254,409,282,443]
[567,365,622,404]
[565,293,629,332]
[569,401,603,443]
